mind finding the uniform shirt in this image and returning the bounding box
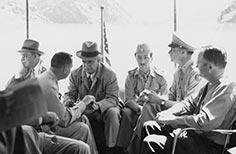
[125,67,168,111]
[168,59,201,101]
[38,69,86,127]
[170,78,236,145]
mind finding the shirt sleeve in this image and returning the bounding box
[158,76,168,95]
[170,84,235,131]
[184,70,201,99]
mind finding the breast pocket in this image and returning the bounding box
[150,83,161,94]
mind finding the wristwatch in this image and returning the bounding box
[161,100,166,106]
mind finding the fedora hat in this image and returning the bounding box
[168,33,195,52]
[18,39,44,56]
[76,41,101,60]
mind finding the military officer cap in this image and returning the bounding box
[168,33,196,52]
[135,43,151,55]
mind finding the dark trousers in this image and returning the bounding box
[116,107,139,149]
[141,121,224,154]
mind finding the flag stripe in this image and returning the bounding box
[103,22,111,66]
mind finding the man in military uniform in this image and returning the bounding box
[141,46,235,154]
[116,43,168,152]
[127,33,202,154]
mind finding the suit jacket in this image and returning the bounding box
[65,63,119,113]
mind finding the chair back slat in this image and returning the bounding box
[228,120,236,149]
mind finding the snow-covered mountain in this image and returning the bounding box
[219,0,236,23]
[0,0,132,24]
[1,0,236,24]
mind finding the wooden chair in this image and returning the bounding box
[171,121,236,154]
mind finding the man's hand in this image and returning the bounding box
[155,112,176,126]
[42,112,59,132]
[91,102,100,111]
[64,98,76,107]
[137,90,150,104]
[146,90,164,105]
[82,95,96,106]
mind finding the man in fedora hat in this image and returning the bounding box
[127,33,203,154]
[3,40,91,154]
[116,43,168,152]
[64,41,121,154]
[7,39,46,87]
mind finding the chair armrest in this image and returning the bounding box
[171,128,236,154]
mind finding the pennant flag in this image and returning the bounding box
[103,22,111,66]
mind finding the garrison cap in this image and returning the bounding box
[168,33,196,52]
[135,43,151,54]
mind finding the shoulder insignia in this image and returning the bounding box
[128,67,138,75]
[153,67,164,77]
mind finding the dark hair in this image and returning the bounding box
[202,46,227,69]
[51,52,72,68]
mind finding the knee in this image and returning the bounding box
[121,107,133,118]
[105,107,120,121]
[70,141,90,154]
[22,125,37,138]
[74,122,90,134]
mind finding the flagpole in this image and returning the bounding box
[100,6,104,63]
[26,0,29,39]
[174,0,177,32]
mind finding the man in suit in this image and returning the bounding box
[64,41,121,154]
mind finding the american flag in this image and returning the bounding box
[103,22,111,66]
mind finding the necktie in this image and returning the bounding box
[195,83,209,114]
[176,68,183,101]
[88,75,92,88]
[31,68,35,78]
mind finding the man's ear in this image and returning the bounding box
[181,49,185,54]
[62,65,67,73]
[150,52,153,58]
[208,63,214,72]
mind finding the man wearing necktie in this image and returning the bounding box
[64,41,121,154]
[140,46,236,154]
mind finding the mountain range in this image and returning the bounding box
[218,0,236,23]
[0,0,236,24]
